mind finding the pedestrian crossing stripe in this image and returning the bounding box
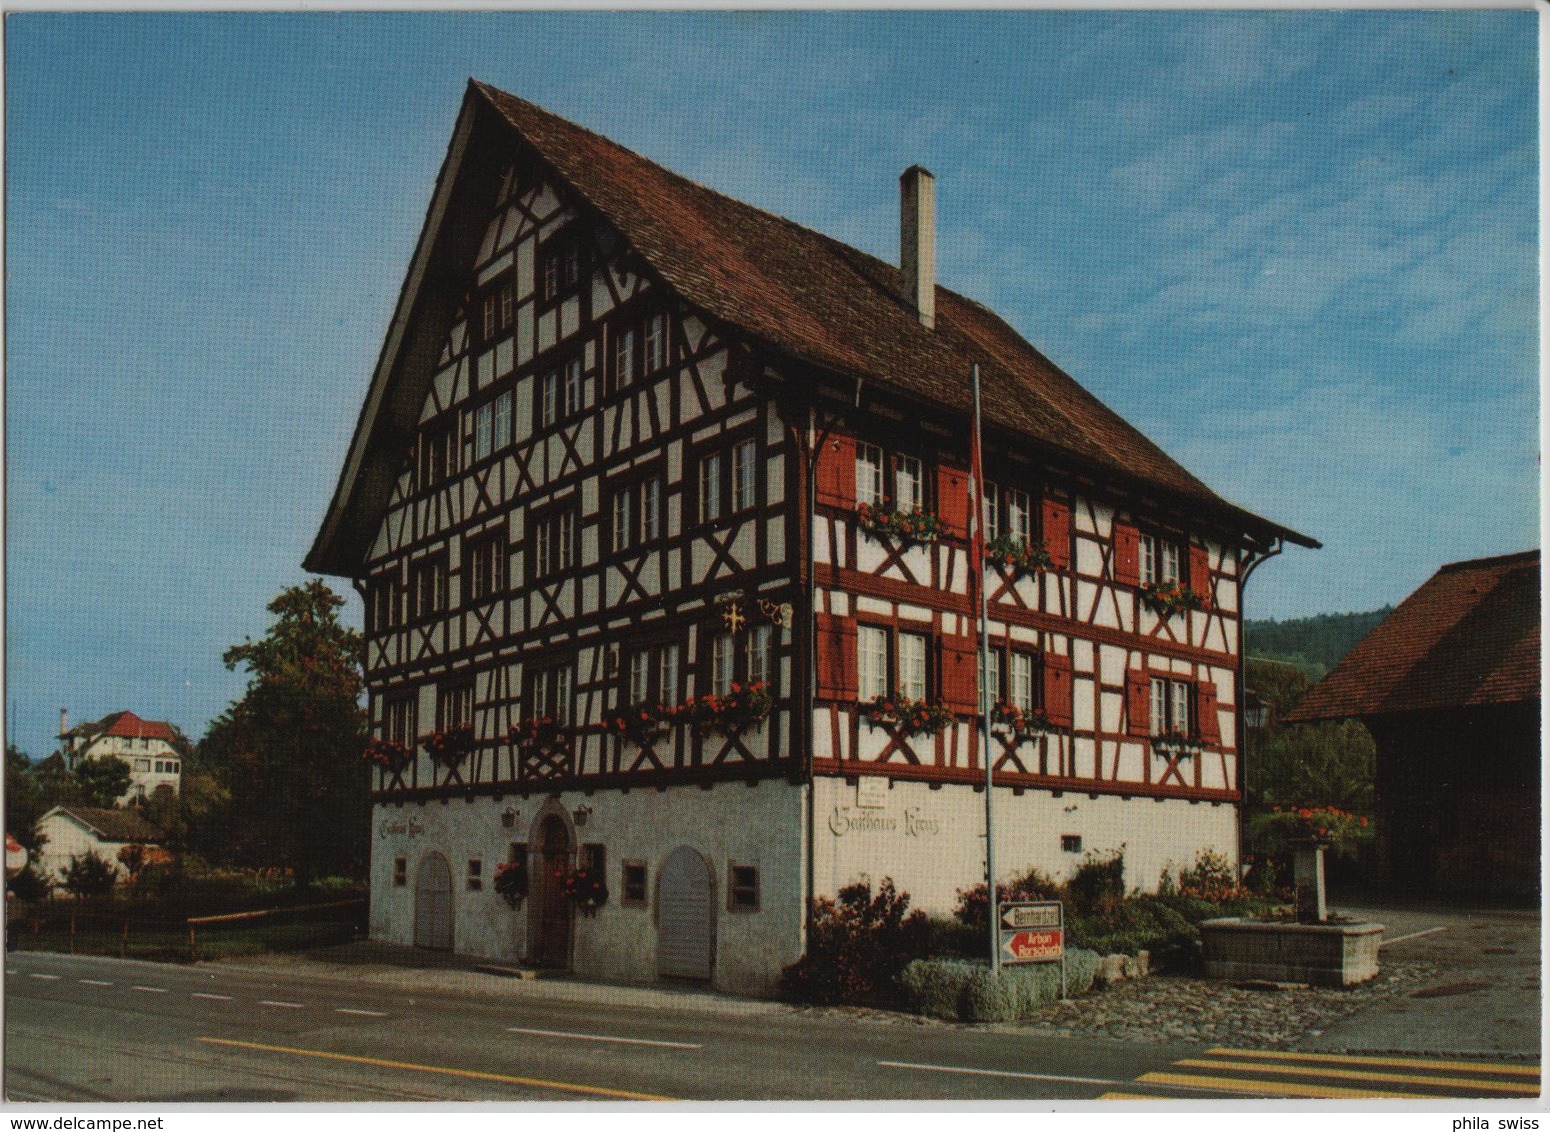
[1112,1048,1540,1101]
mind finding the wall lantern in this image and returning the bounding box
[501,808,518,829]
[572,804,593,829]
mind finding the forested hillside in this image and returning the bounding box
[1243,607,1394,679]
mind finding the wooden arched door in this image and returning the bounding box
[413,852,453,951]
[532,814,573,968]
[658,846,713,981]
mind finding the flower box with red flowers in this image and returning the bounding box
[1139,580,1211,618]
[986,533,1054,574]
[991,701,1055,742]
[863,695,954,739]
[421,723,475,768]
[1266,804,1371,851]
[493,859,529,907]
[562,865,608,914]
[605,702,679,748]
[856,502,942,545]
[680,682,772,740]
[509,716,566,753]
[1151,728,1203,758]
[362,737,412,773]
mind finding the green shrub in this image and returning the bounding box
[7,866,52,903]
[922,915,982,958]
[780,877,929,1007]
[899,951,1100,1022]
[62,852,117,899]
[1065,848,1126,916]
[953,866,1061,930]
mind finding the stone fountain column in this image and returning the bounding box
[1293,841,1328,924]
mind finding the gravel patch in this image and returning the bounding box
[1014,961,1438,1047]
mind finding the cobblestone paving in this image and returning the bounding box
[1016,961,1438,1047]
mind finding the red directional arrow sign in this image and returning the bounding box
[1000,928,1063,964]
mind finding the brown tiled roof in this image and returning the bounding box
[65,710,177,744]
[1286,550,1540,722]
[307,81,1314,575]
[46,806,163,845]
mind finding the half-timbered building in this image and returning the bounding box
[306,81,1315,994]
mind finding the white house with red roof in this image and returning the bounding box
[59,709,184,804]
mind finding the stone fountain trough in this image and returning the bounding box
[1199,842,1384,988]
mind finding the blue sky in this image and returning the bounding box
[5,11,1537,759]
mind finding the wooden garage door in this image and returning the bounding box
[658,846,713,980]
[414,852,453,951]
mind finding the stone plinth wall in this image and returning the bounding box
[1199,917,1384,988]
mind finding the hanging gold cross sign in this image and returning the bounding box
[721,601,746,633]
[758,598,792,629]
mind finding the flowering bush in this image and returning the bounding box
[1151,728,1203,758]
[362,737,412,773]
[494,859,529,907]
[863,696,954,739]
[1161,848,1252,905]
[779,877,930,1007]
[1139,580,1211,617]
[1253,805,1372,858]
[563,865,608,914]
[681,682,772,739]
[606,702,678,748]
[857,503,941,545]
[992,701,1055,741]
[421,724,475,768]
[509,716,565,752]
[986,533,1053,574]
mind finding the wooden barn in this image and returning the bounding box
[306,81,1314,992]
[1287,550,1539,900]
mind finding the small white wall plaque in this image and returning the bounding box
[856,777,888,809]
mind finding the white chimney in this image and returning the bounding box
[59,707,67,739]
[900,165,936,329]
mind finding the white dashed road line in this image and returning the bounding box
[260,1000,305,1009]
[28,973,61,981]
[193,992,233,1001]
[78,979,113,987]
[1380,926,1447,948]
[505,1025,702,1050]
[336,1008,388,1017]
[132,985,169,994]
[879,1059,1128,1088]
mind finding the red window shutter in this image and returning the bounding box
[1196,680,1221,745]
[1189,544,1212,600]
[936,465,970,539]
[814,612,857,699]
[1113,522,1140,586]
[1042,652,1073,727]
[939,633,978,713]
[1125,669,1150,737]
[815,434,856,510]
[1042,496,1072,570]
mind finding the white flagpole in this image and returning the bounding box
[971,363,999,976]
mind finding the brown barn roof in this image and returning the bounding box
[307,81,1314,576]
[1286,550,1541,722]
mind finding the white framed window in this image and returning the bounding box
[474,402,494,460]
[899,632,927,701]
[643,311,667,373]
[712,634,735,695]
[1150,677,1192,736]
[563,357,585,417]
[746,624,772,687]
[981,649,1001,706]
[1010,652,1036,713]
[858,626,889,700]
[700,453,723,523]
[493,390,512,451]
[540,369,560,428]
[629,651,651,704]
[732,438,757,511]
[615,326,636,388]
[856,443,885,508]
[1140,533,1183,585]
[466,859,483,892]
[895,454,924,511]
[533,663,573,724]
[1006,487,1031,543]
[983,479,1000,541]
[613,489,634,552]
[641,480,661,542]
[659,643,681,704]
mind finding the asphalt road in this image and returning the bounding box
[5,950,1189,1102]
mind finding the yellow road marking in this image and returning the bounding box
[196,1037,674,1101]
[1175,1057,1539,1095]
[1137,1071,1438,1100]
[1101,1092,1173,1100]
[1205,1047,1541,1078]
